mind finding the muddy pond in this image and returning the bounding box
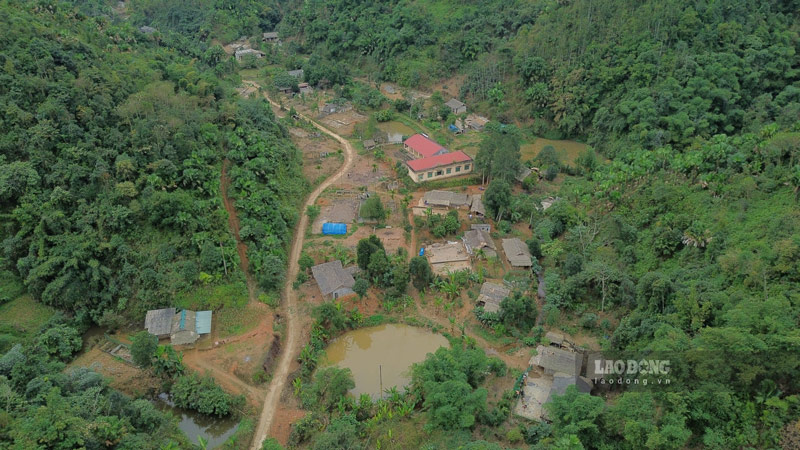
[377,121,415,144]
[322,323,448,397]
[155,393,239,449]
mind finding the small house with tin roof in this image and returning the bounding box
[311,260,356,300]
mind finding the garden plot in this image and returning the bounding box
[311,197,360,233]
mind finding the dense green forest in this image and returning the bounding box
[0,3,302,446]
[0,1,305,326]
[1,0,799,449]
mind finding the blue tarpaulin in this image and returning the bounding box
[449,124,459,132]
[322,222,347,235]
[419,247,425,256]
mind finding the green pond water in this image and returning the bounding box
[377,121,415,144]
[155,393,239,449]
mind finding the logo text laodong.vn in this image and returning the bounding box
[591,358,672,386]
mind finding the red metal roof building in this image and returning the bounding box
[404,134,449,159]
[407,151,473,182]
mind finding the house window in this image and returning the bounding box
[446,168,452,174]
[428,172,433,178]
[464,164,470,171]
[436,170,443,176]
[456,166,461,172]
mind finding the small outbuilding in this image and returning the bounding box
[288,69,304,79]
[465,114,489,131]
[476,282,510,313]
[235,48,265,61]
[311,260,357,300]
[146,308,212,345]
[262,31,279,42]
[445,98,467,115]
[363,139,376,150]
[502,238,533,268]
[144,308,176,338]
[463,229,496,258]
[471,223,491,232]
[470,194,486,217]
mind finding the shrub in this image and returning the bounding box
[130,331,158,368]
[170,373,244,417]
[580,313,597,329]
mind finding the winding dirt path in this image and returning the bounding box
[250,83,356,450]
[220,160,258,303]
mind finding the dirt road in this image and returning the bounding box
[249,82,355,450]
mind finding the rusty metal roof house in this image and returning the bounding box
[421,190,471,208]
[476,282,510,313]
[311,260,356,300]
[463,229,496,258]
[533,345,581,376]
[144,308,175,338]
[502,238,533,268]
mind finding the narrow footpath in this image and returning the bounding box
[249,82,356,450]
[220,159,258,303]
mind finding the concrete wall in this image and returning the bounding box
[408,162,472,183]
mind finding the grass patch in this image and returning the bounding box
[520,137,588,165]
[174,282,260,339]
[0,295,56,352]
[217,303,264,339]
[174,282,248,311]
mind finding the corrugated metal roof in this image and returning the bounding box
[404,134,445,158]
[407,151,471,172]
[196,311,212,335]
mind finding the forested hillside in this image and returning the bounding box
[280,0,799,152]
[274,0,800,448]
[0,0,798,449]
[0,2,303,324]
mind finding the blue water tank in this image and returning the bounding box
[322,222,347,235]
